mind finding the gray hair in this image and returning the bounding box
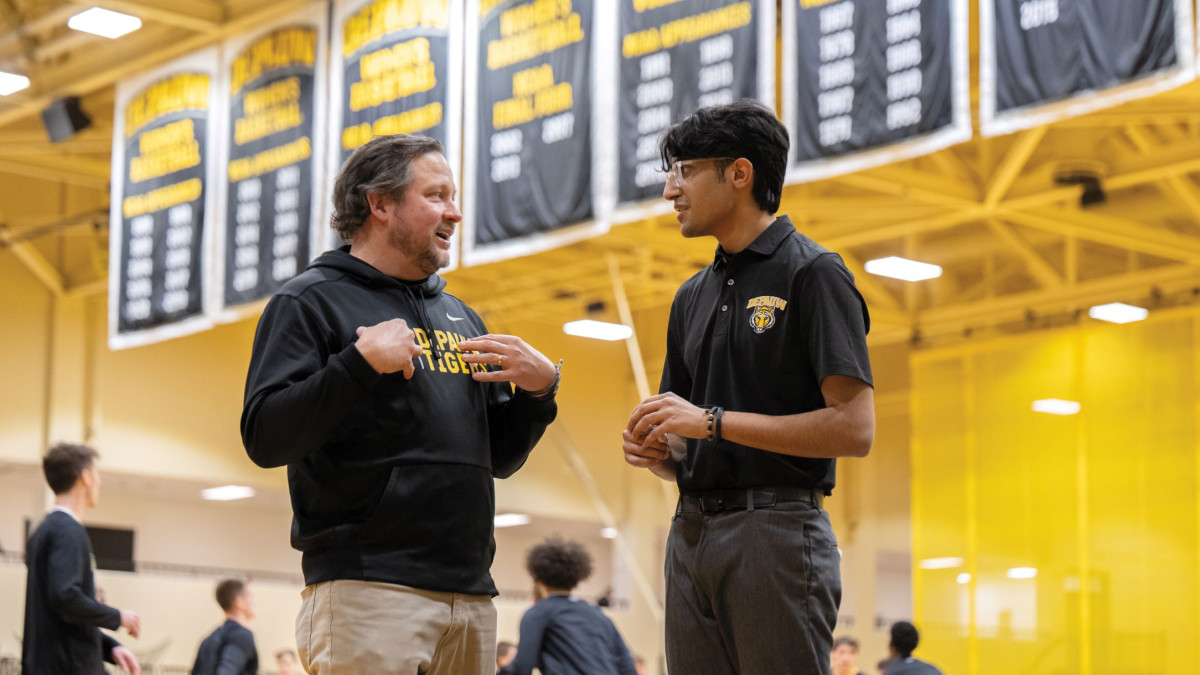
[330,134,444,241]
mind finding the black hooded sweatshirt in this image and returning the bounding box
[241,247,557,596]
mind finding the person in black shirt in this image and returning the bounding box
[832,635,868,675]
[883,622,944,675]
[501,538,637,675]
[191,579,258,675]
[22,442,141,675]
[241,134,559,674]
[624,101,874,674]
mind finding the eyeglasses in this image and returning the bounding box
[664,157,737,184]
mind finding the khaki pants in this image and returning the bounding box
[296,579,497,675]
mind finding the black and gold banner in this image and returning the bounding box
[981,0,1194,135]
[463,0,598,264]
[332,0,457,162]
[617,0,772,206]
[222,23,320,308]
[785,0,970,181]
[110,51,216,348]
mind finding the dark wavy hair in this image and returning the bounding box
[216,578,247,612]
[526,538,593,591]
[659,99,789,213]
[43,442,98,495]
[330,134,444,241]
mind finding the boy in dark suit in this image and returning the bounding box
[22,442,141,674]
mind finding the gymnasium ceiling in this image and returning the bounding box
[4,0,1200,348]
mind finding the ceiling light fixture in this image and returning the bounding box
[494,513,531,528]
[918,556,965,570]
[563,319,633,341]
[68,7,142,39]
[1088,302,1148,324]
[864,256,943,282]
[1006,567,1038,579]
[200,485,256,501]
[1032,398,1081,416]
[600,527,618,539]
[0,72,30,96]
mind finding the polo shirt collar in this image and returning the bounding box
[712,216,795,269]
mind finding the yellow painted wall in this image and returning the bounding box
[911,309,1200,674]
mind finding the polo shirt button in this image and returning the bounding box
[726,279,734,285]
[721,305,728,311]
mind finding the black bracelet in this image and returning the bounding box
[713,406,723,442]
[520,359,562,401]
[706,406,717,441]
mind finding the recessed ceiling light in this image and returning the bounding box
[600,527,618,539]
[918,556,964,569]
[563,319,633,341]
[0,71,30,96]
[200,485,256,501]
[494,513,531,528]
[1006,567,1038,579]
[864,256,942,282]
[956,573,972,584]
[1088,302,1148,324]
[68,7,142,39]
[1032,398,1081,416]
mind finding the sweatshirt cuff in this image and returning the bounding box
[339,343,383,389]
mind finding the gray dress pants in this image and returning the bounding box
[665,498,841,675]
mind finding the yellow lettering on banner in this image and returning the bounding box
[230,27,316,94]
[131,118,200,182]
[512,64,554,96]
[342,0,450,57]
[235,104,303,145]
[622,2,752,59]
[123,178,202,218]
[493,82,572,129]
[360,37,431,78]
[243,77,301,114]
[227,137,312,182]
[487,0,583,70]
[350,37,436,112]
[633,0,683,11]
[341,102,444,151]
[349,62,437,111]
[799,0,841,7]
[125,74,210,137]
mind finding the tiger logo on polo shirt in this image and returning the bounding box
[746,295,787,333]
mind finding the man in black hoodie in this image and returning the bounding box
[241,134,559,674]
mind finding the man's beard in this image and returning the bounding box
[389,225,449,276]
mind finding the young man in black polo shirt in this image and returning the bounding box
[624,100,874,674]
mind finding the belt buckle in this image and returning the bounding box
[700,494,724,513]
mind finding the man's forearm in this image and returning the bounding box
[721,406,873,459]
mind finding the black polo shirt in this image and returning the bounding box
[659,216,872,493]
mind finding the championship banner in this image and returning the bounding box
[109,49,218,349]
[329,0,463,264]
[215,7,327,315]
[981,0,1195,136]
[614,0,775,215]
[784,0,970,183]
[461,0,602,266]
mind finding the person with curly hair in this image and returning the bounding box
[501,539,637,675]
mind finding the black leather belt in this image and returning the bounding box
[677,487,825,514]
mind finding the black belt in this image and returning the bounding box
[677,487,825,514]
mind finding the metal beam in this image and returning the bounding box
[1123,125,1200,228]
[0,0,310,129]
[985,219,1063,288]
[1001,207,1200,263]
[984,126,1047,209]
[87,0,223,33]
[0,157,108,189]
[915,264,1200,333]
[0,226,65,295]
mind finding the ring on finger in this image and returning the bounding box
[497,354,504,368]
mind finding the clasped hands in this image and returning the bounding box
[623,392,709,469]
